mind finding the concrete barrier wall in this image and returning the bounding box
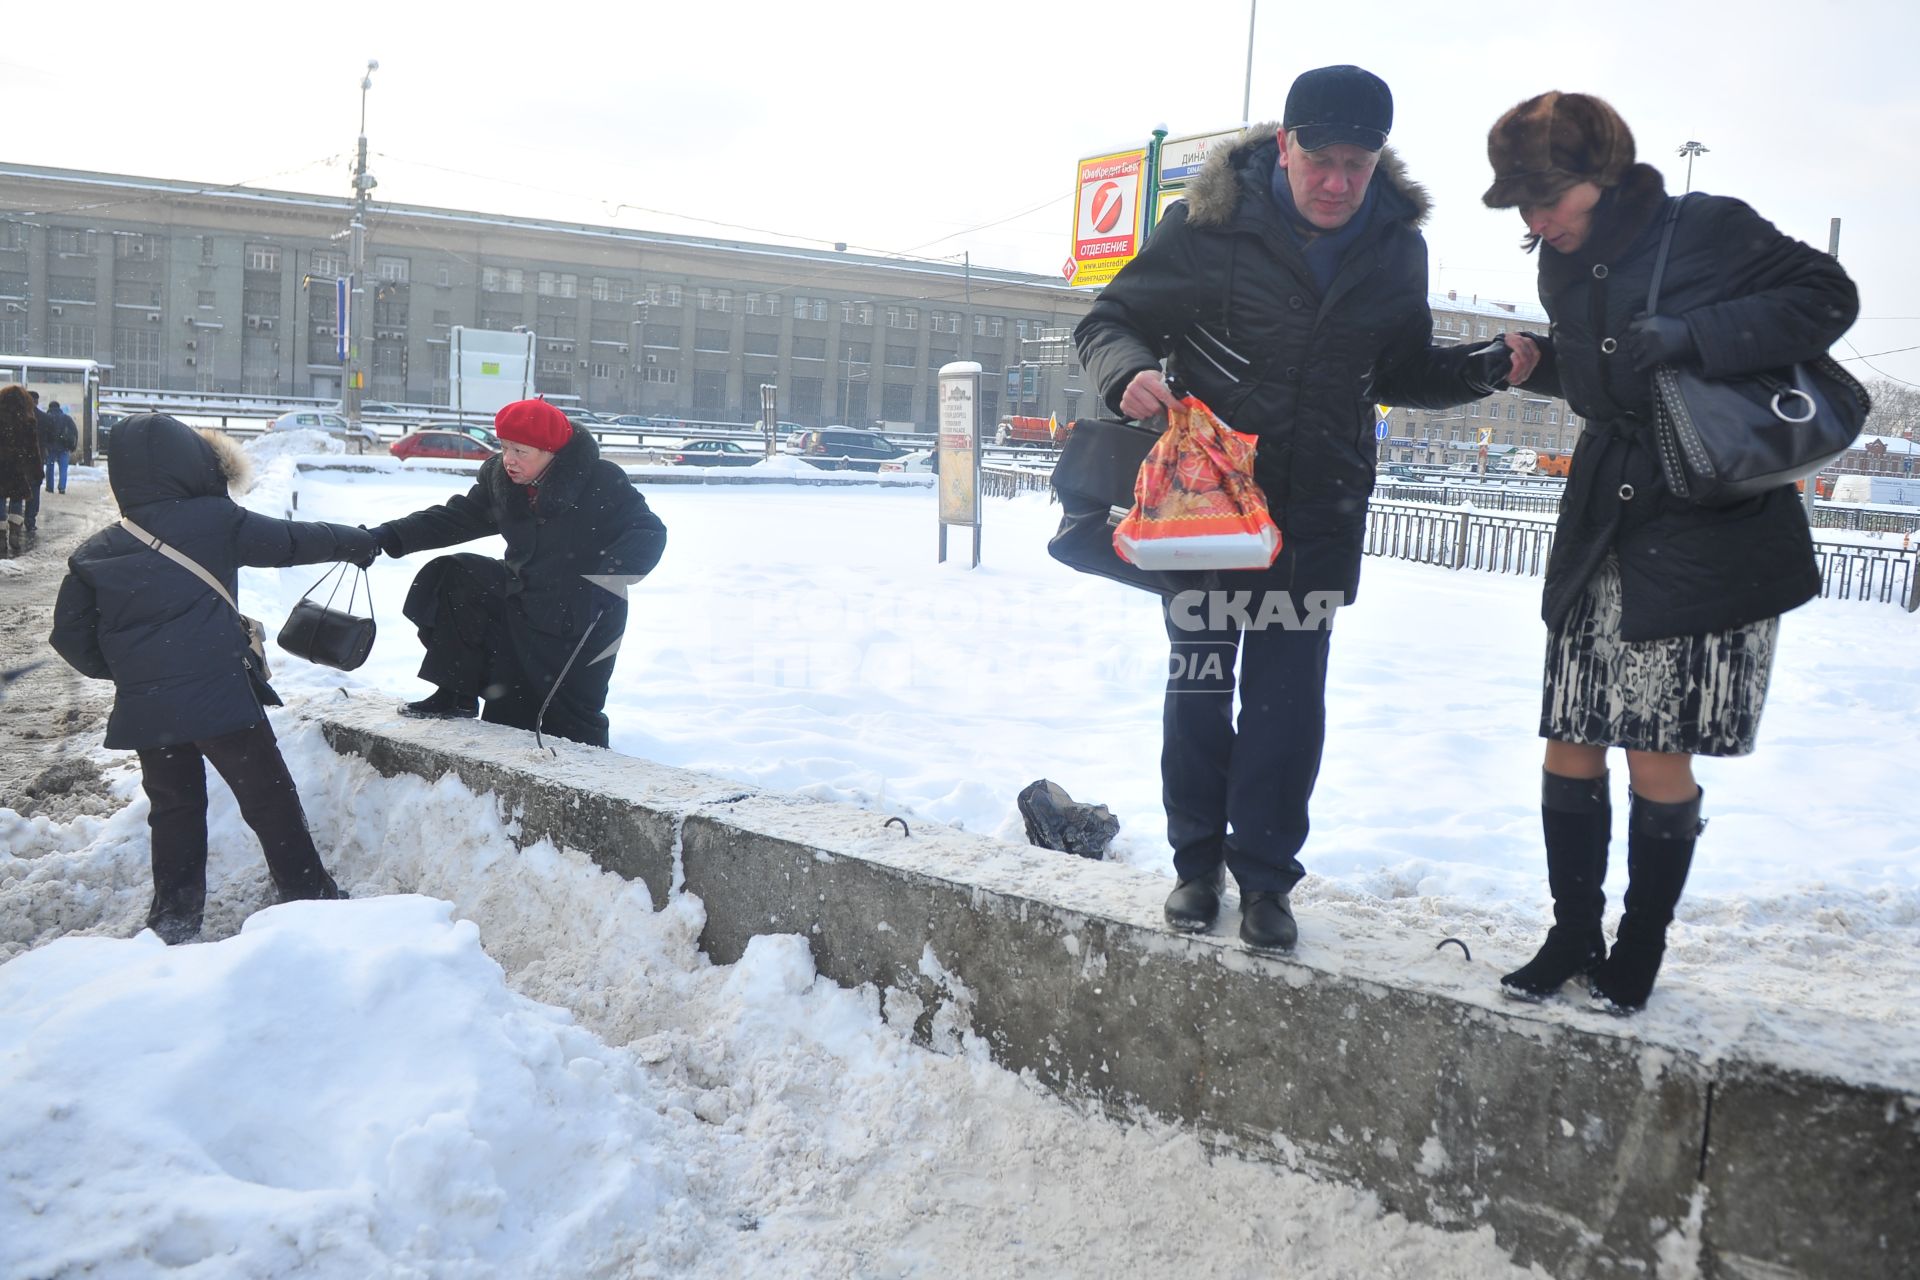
[313,703,1918,1280]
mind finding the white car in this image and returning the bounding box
[879,449,935,473]
[269,410,379,453]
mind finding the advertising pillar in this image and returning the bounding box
[937,361,982,567]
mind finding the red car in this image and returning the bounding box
[390,428,500,462]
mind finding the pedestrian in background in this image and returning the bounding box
[0,384,42,555]
[1484,92,1858,1012]
[48,414,382,944]
[44,398,78,493]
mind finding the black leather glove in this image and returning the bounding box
[340,525,380,569]
[1625,314,1695,372]
[1463,337,1514,396]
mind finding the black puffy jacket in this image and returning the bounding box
[49,415,380,750]
[379,427,667,648]
[1075,126,1498,598]
[1522,165,1858,640]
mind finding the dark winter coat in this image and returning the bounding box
[48,414,381,750]
[0,386,41,501]
[379,426,667,672]
[1521,165,1858,640]
[51,409,79,453]
[1075,126,1499,599]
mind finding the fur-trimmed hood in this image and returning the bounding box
[1184,122,1430,230]
[108,413,257,511]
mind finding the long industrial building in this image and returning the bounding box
[0,163,1100,431]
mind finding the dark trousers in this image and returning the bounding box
[403,553,617,748]
[136,717,339,931]
[1162,594,1334,894]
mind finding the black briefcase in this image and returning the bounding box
[1047,416,1193,597]
[277,565,377,672]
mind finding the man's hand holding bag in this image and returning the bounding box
[1113,396,1282,572]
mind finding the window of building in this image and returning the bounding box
[644,365,678,384]
[698,288,714,310]
[504,268,524,294]
[881,383,914,422]
[538,272,558,296]
[810,299,827,322]
[715,289,731,313]
[885,344,915,368]
[113,232,152,259]
[1507,404,1516,420]
[643,323,679,348]
[844,341,871,363]
[483,266,502,292]
[791,377,822,420]
[558,273,576,298]
[47,323,94,357]
[245,243,280,272]
[745,293,761,315]
[693,369,727,415]
[990,316,1004,337]
[765,294,779,317]
[795,296,810,320]
[432,309,452,328]
[592,362,614,380]
[694,327,730,352]
[1547,408,1559,424]
[200,235,216,264]
[592,277,610,301]
[743,332,779,356]
[310,250,344,278]
[793,337,826,360]
[973,314,987,337]
[114,326,162,385]
[902,308,917,330]
[197,291,215,309]
[437,266,451,287]
[885,306,901,328]
[843,301,872,325]
[50,228,88,255]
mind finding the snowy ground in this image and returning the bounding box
[4,442,1916,1277]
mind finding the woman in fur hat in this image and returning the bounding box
[0,384,43,556]
[48,414,383,944]
[1482,92,1858,1012]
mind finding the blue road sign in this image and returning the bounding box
[1375,418,1389,441]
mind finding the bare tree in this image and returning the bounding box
[1862,379,1920,439]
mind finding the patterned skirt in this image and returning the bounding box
[1540,556,1779,757]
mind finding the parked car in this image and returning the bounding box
[879,449,935,473]
[268,409,379,453]
[96,411,128,456]
[604,414,651,427]
[662,439,759,467]
[390,427,501,462]
[797,428,908,471]
[1378,463,1418,481]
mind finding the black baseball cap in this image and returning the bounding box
[1283,65,1393,152]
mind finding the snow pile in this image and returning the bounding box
[243,428,344,463]
[1,740,1545,1279]
[0,895,679,1279]
[742,453,821,476]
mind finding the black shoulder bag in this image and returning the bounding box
[1046,412,1184,595]
[1646,195,1870,506]
[277,564,378,671]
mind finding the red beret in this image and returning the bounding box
[494,399,573,452]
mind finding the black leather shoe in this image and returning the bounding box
[1164,867,1225,933]
[400,689,478,719]
[1239,890,1298,951]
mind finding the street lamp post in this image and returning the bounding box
[1677,139,1709,193]
[344,59,379,430]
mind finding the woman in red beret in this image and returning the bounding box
[367,398,667,747]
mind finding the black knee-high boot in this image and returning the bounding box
[1500,769,1611,999]
[1589,788,1705,1013]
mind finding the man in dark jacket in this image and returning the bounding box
[370,398,667,748]
[49,414,380,942]
[1075,65,1528,950]
[44,399,78,493]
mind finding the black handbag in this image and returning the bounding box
[1047,415,1194,596]
[1646,195,1870,506]
[277,563,377,671]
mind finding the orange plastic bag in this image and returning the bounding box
[1114,395,1282,571]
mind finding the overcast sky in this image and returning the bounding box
[8,0,1918,383]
